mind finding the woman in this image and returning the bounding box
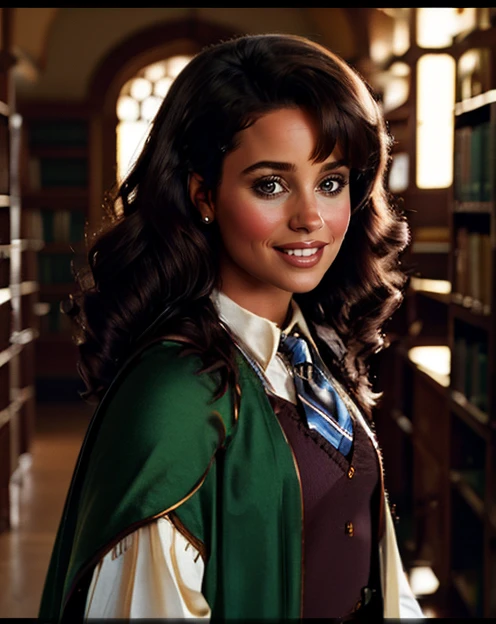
[39,33,424,621]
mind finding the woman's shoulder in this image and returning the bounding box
[96,336,233,445]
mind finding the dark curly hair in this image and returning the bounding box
[67,33,409,418]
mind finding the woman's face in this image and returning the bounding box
[195,107,351,321]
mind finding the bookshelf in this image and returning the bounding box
[445,47,496,614]
[370,9,496,619]
[0,7,39,534]
[17,101,89,401]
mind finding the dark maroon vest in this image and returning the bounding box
[269,394,382,619]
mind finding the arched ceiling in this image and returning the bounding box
[10,8,374,100]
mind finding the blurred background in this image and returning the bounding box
[0,7,495,618]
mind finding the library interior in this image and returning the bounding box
[0,7,495,619]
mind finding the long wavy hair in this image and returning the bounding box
[67,33,410,418]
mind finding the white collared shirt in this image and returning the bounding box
[211,288,320,404]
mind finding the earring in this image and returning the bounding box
[203,215,211,224]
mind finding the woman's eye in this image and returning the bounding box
[252,176,285,197]
[319,176,346,195]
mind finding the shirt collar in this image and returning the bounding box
[210,289,316,371]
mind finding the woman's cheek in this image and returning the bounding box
[226,202,278,240]
[327,200,351,238]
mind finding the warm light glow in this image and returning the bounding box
[390,62,410,78]
[144,62,167,82]
[408,345,450,387]
[383,76,409,112]
[167,55,192,78]
[410,277,451,294]
[117,120,149,183]
[154,76,173,98]
[453,8,477,37]
[141,96,162,122]
[417,8,457,48]
[409,565,440,596]
[388,152,409,193]
[392,16,410,56]
[129,77,153,101]
[116,55,193,186]
[459,49,479,75]
[116,95,140,122]
[370,40,391,65]
[416,54,455,189]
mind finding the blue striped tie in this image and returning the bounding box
[279,327,354,456]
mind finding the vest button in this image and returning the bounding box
[347,465,355,479]
[345,521,354,536]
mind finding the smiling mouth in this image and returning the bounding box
[279,247,320,257]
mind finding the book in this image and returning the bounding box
[455,227,469,298]
[41,210,54,243]
[69,210,86,242]
[479,233,492,310]
[452,335,468,395]
[29,119,88,147]
[468,232,482,303]
[470,124,483,202]
[39,157,88,188]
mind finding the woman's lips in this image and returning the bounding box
[275,245,326,267]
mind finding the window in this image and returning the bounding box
[116,55,193,184]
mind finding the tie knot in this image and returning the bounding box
[279,328,312,367]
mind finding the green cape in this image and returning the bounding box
[39,339,303,621]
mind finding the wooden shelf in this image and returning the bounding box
[450,390,490,437]
[450,470,485,520]
[391,407,413,435]
[450,301,491,332]
[0,287,11,306]
[0,239,45,256]
[414,289,451,305]
[0,343,22,370]
[9,281,39,297]
[451,571,480,619]
[10,327,39,346]
[453,200,494,214]
[455,89,496,116]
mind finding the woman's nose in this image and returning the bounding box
[288,196,324,233]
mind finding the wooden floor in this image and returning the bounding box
[0,400,92,618]
[0,400,469,618]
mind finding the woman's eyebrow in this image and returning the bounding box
[241,159,347,176]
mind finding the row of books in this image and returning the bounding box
[454,228,492,309]
[28,118,88,147]
[25,208,86,244]
[38,254,75,284]
[454,122,496,204]
[451,335,488,413]
[28,156,88,190]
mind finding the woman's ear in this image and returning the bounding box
[189,173,215,224]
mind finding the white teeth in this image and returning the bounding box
[281,247,319,257]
